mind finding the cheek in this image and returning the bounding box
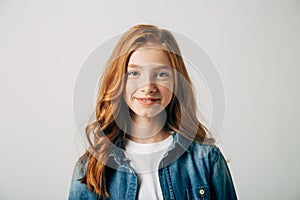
[160,79,174,93]
[161,81,174,95]
[124,81,136,101]
[159,85,174,100]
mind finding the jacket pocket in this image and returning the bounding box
[186,185,210,200]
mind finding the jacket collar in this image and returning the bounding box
[171,131,192,151]
[108,131,193,166]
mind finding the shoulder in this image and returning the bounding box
[69,156,98,199]
[173,132,222,163]
[187,141,223,164]
[71,156,88,181]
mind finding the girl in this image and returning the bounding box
[69,24,237,200]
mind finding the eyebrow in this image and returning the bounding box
[127,64,172,70]
[127,64,141,69]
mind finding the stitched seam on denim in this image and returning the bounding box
[166,167,176,200]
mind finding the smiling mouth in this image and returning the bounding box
[135,97,161,105]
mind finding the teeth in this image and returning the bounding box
[140,99,155,102]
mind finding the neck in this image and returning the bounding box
[128,130,171,144]
[127,112,171,144]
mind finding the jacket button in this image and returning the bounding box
[199,189,205,195]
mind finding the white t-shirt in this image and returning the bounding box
[124,135,173,200]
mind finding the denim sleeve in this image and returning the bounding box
[68,160,99,200]
[68,161,86,200]
[210,147,238,200]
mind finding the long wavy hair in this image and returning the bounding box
[77,24,215,198]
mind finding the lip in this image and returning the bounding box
[135,97,161,106]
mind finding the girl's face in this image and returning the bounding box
[123,45,174,119]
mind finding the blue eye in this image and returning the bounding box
[128,71,139,76]
[156,72,169,78]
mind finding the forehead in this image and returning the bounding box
[128,47,172,67]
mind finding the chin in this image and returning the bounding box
[135,109,164,118]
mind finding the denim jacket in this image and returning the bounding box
[68,132,237,200]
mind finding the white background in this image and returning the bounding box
[1,0,299,199]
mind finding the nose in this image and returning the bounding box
[140,82,157,94]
